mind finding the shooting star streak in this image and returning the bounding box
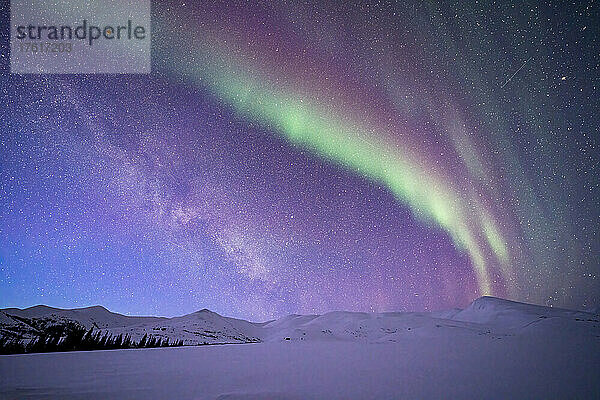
[501,57,533,88]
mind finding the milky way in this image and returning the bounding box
[0,0,598,319]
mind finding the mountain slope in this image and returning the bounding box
[0,306,262,345]
[1,297,598,346]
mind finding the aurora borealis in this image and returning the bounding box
[1,0,598,319]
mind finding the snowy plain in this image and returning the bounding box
[1,297,599,399]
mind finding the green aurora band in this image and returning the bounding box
[158,23,512,296]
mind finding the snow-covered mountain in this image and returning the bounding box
[0,305,264,345]
[1,296,598,346]
[1,297,599,399]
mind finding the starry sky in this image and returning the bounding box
[0,0,598,320]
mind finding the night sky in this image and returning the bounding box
[0,0,598,320]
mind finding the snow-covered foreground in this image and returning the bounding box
[1,296,599,399]
[1,334,598,400]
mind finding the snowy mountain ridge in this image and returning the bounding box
[1,296,598,346]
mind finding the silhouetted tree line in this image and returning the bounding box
[0,327,185,355]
